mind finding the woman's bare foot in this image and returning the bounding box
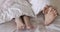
[23,16,33,30]
[15,17,25,30]
[43,5,57,26]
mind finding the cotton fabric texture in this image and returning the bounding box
[0,0,34,24]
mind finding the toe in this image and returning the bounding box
[26,25,33,30]
[52,9,57,16]
[43,5,50,14]
[17,24,25,30]
[27,26,31,29]
[21,25,25,29]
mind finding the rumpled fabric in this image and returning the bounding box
[0,0,34,24]
[0,0,60,32]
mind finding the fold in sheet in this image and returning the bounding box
[0,0,34,24]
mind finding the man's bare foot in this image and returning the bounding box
[23,16,33,30]
[43,5,57,26]
[15,17,25,30]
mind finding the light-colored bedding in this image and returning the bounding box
[0,0,60,32]
[0,0,34,24]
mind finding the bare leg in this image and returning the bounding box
[15,17,25,29]
[23,16,33,29]
[43,5,57,26]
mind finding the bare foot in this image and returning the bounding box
[43,5,57,26]
[15,17,25,30]
[23,16,33,30]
